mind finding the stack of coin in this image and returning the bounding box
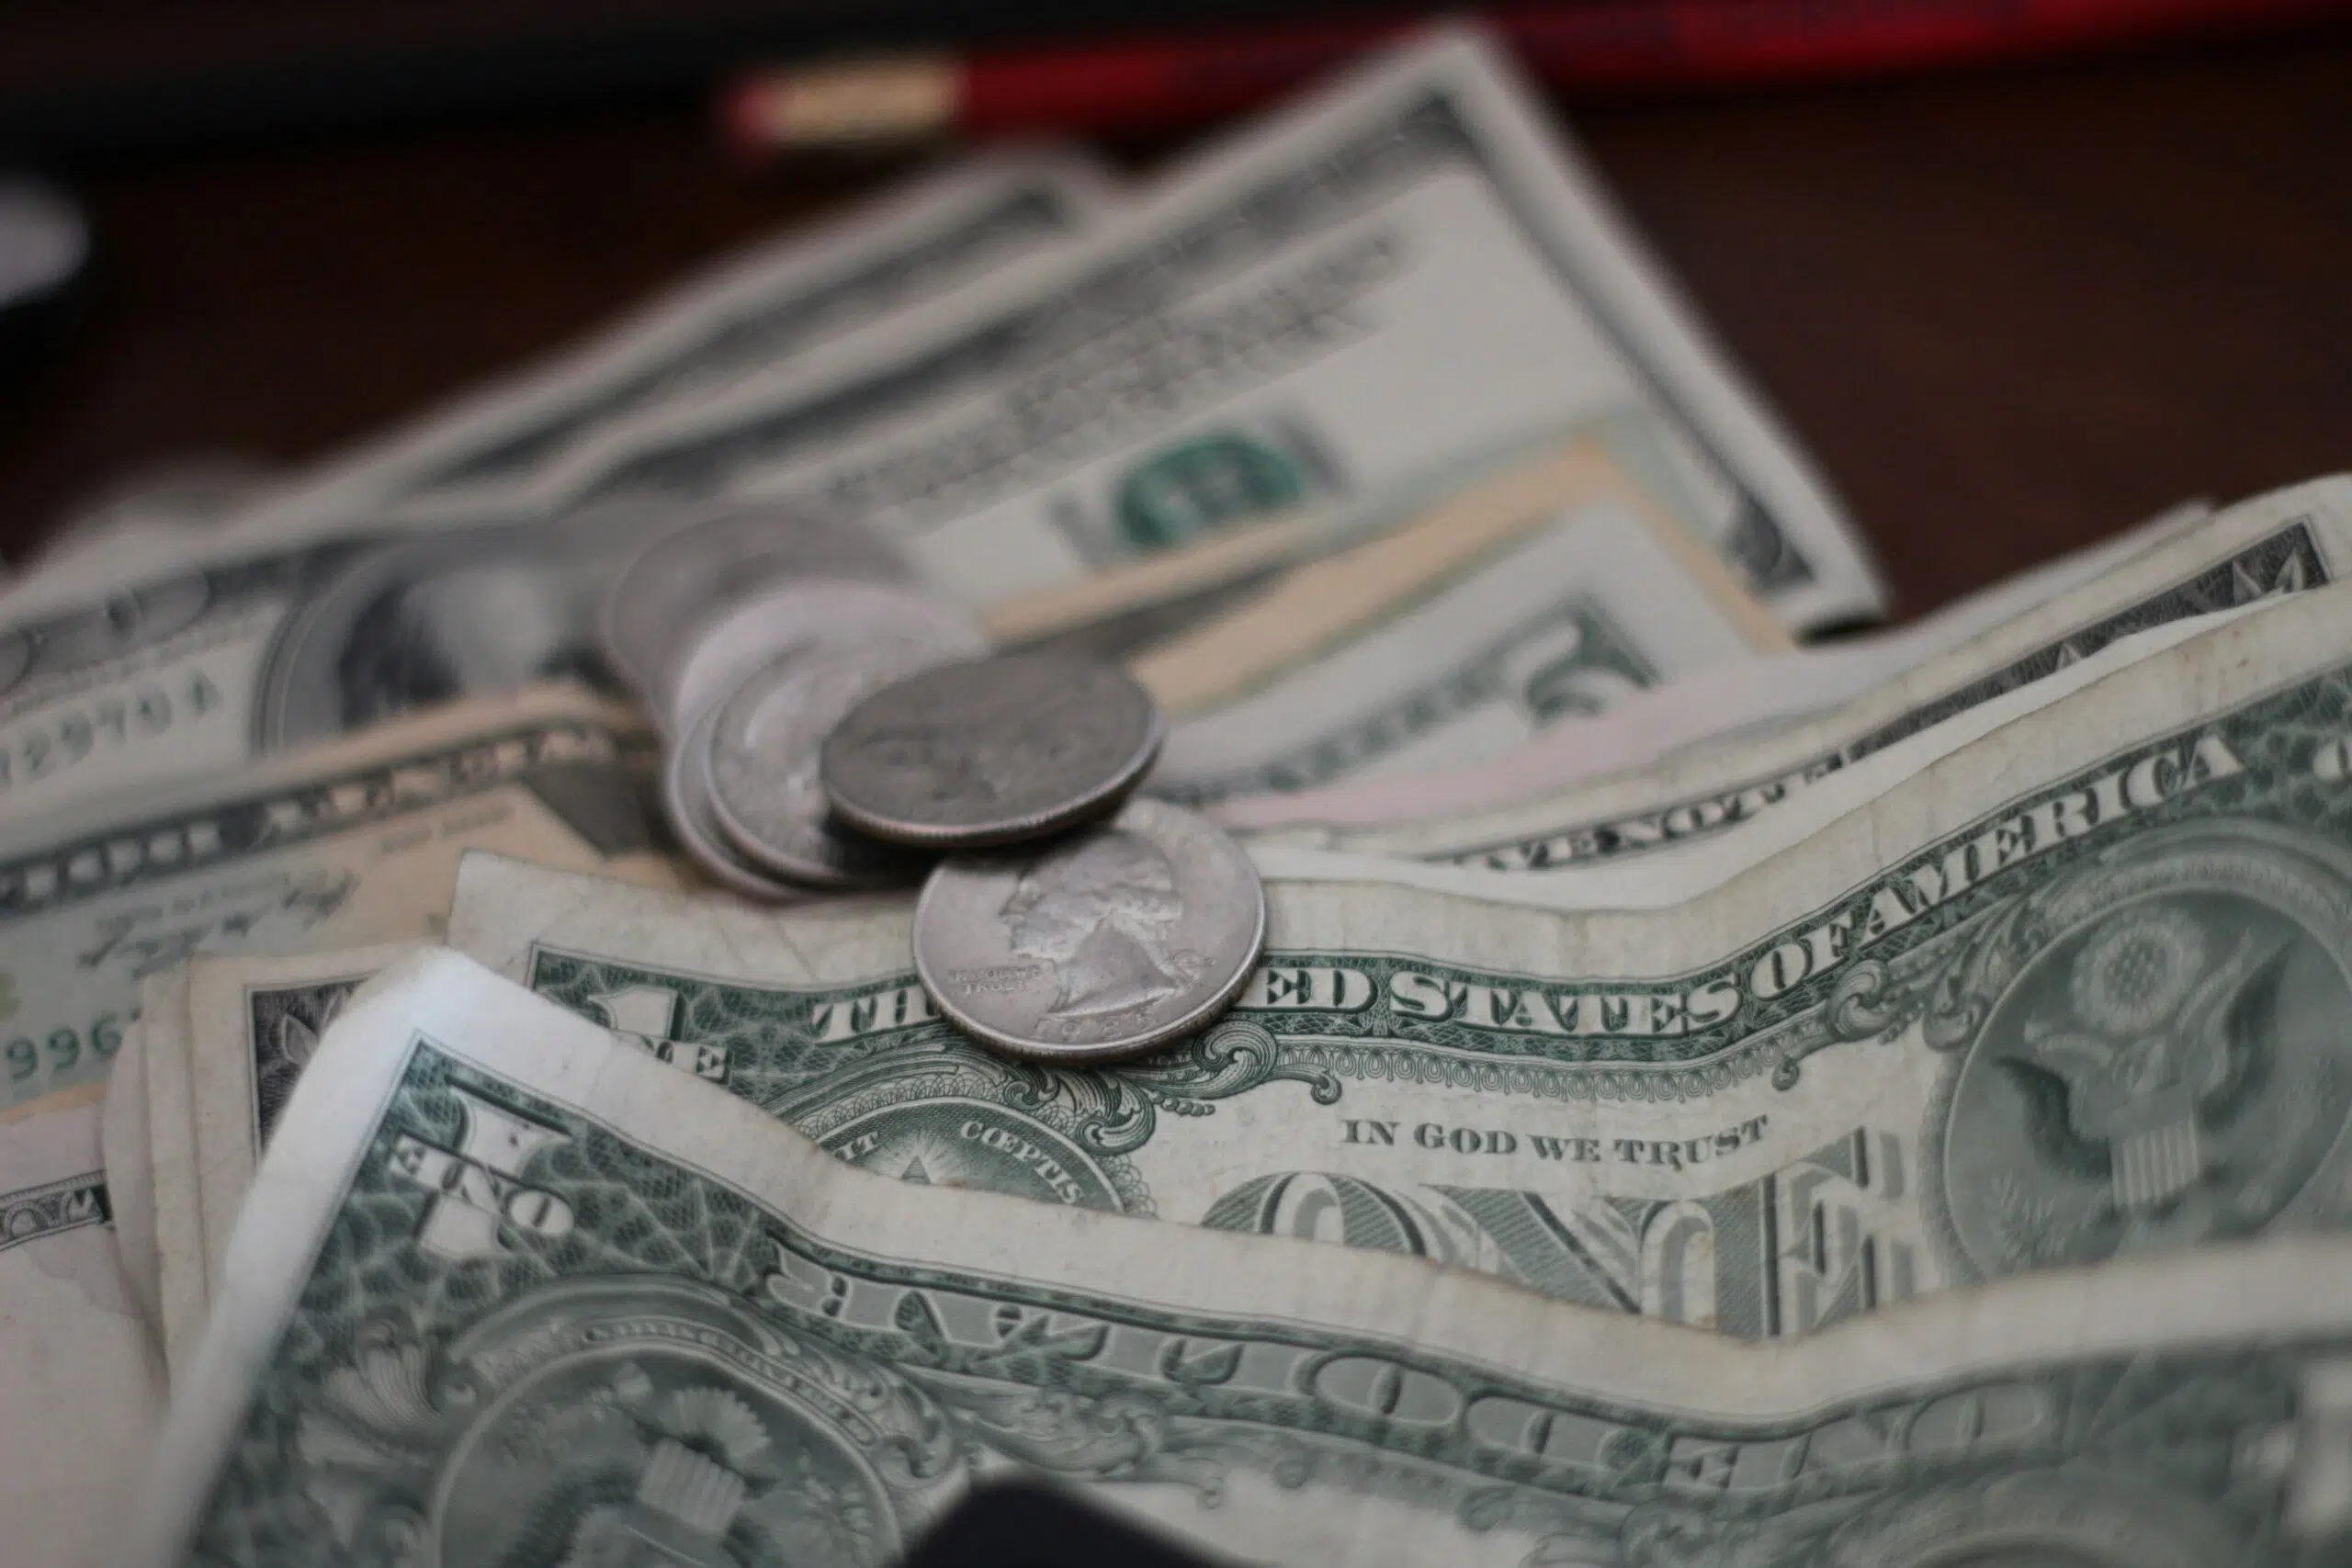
[601,503,987,898]
[610,506,1266,1062]
[820,651,1266,1064]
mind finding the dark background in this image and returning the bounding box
[0,29,2346,619]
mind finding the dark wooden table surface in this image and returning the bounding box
[1,35,2346,620]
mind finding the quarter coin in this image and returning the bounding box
[602,502,910,694]
[911,799,1266,1064]
[660,698,808,903]
[706,637,961,889]
[821,652,1164,848]
[656,578,982,733]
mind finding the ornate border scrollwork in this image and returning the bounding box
[1097,1020,1346,1154]
[287,1277,967,1567]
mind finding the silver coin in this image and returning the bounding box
[602,502,910,694]
[821,652,1164,848]
[660,699,808,903]
[657,578,983,734]
[912,799,1265,1063]
[705,637,964,889]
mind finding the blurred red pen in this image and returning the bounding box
[725,0,2346,151]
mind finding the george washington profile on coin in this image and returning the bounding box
[913,799,1265,1063]
[997,826,1212,1024]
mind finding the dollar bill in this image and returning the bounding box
[0,157,1112,641]
[0,684,664,1107]
[130,942,421,1366]
[1246,474,2350,863]
[1129,431,1784,714]
[369,31,1878,630]
[1147,444,1787,805]
[102,953,322,1372]
[0,1086,164,1568]
[429,583,2352,1337]
[1208,493,2222,840]
[214,154,1116,540]
[1247,601,2271,911]
[0,492,686,816]
[123,947,2352,1567]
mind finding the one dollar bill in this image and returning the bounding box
[1147,439,1788,803]
[422,581,2352,1339]
[376,30,1878,629]
[1250,474,2349,864]
[123,947,2352,1567]
[1204,493,2218,841]
[0,684,664,1106]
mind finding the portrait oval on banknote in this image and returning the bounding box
[253,501,671,745]
[1923,822,2352,1282]
[288,1275,961,1568]
[912,798,1264,1063]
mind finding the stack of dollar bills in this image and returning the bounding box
[3,24,2347,1568]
